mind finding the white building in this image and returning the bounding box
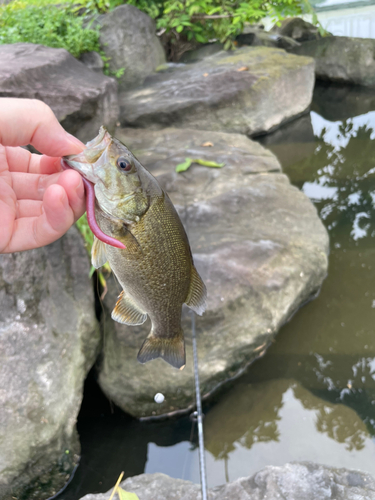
[314,0,375,38]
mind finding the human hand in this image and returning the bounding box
[0,98,86,253]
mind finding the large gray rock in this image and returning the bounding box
[236,27,300,51]
[119,47,315,136]
[0,43,119,142]
[289,37,375,87]
[0,227,100,500]
[271,17,321,43]
[79,463,375,499]
[79,51,104,74]
[97,127,329,418]
[99,5,166,90]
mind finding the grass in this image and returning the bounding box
[76,214,112,295]
[0,0,101,59]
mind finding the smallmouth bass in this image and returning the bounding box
[63,127,207,370]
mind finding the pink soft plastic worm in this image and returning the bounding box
[61,159,126,250]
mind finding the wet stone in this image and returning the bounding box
[96,127,329,418]
[78,464,375,499]
[119,46,315,136]
[289,37,375,88]
[0,43,119,142]
[0,227,100,500]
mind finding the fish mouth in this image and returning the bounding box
[63,126,112,183]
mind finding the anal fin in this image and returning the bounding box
[137,329,185,370]
[185,266,207,316]
[112,291,147,325]
[92,236,108,269]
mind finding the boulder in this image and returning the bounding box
[0,227,100,500]
[0,43,119,143]
[99,5,166,90]
[289,37,375,88]
[97,127,329,418]
[179,43,224,64]
[236,27,300,51]
[119,47,315,136]
[271,17,321,43]
[79,463,375,499]
[79,51,104,74]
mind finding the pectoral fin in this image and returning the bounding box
[92,236,108,269]
[112,291,147,325]
[185,266,207,316]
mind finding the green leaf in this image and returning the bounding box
[176,158,192,172]
[117,487,140,500]
[193,159,225,168]
[176,157,224,173]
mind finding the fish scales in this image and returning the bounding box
[64,127,207,369]
[97,194,192,338]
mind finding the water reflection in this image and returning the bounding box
[287,112,375,245]
[203,379,375,484]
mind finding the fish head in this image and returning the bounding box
[64,126,160,222]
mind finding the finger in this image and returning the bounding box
[0,98,84,156]
[0,179,17,253]
[2,184,75,253]
[16,200,43,219]
[13,172,85,219]
[11,171,61,201]
[4,146,62,174]
[56,169,86,220]
[11,169,85,204]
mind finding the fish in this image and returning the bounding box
[63,127,207,370]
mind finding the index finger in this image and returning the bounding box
[0,98,85,157]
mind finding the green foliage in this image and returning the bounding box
[0,0,315,63]
[176,157,224,172]
[154,0,313,49]
[0,0,100,58]
[76,213,111,280]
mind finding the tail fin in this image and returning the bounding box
[137,329,186,370]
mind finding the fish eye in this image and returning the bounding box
[117,156,133,173]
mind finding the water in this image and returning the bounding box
[58,83,375,498]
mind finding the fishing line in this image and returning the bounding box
[191,311,208,500]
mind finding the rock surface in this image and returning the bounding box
[97,127,329,418]
[119,47,315,136]
[99,5,166,90]
[0,43,119,142]
[289,37,375,87]
[271,17,321,43]
[79,51,104,73]
[179,43,224,63]
[0,227,100,500]
[79,463,375,499]
[236,27,300,51]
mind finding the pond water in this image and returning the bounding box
[58,83,375,499]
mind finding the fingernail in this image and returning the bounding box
[59,190,70,210]
[75,178,85,200]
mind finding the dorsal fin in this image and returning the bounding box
[185,266,207,316]
[91,236,108,269]
[112,291,147,325]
